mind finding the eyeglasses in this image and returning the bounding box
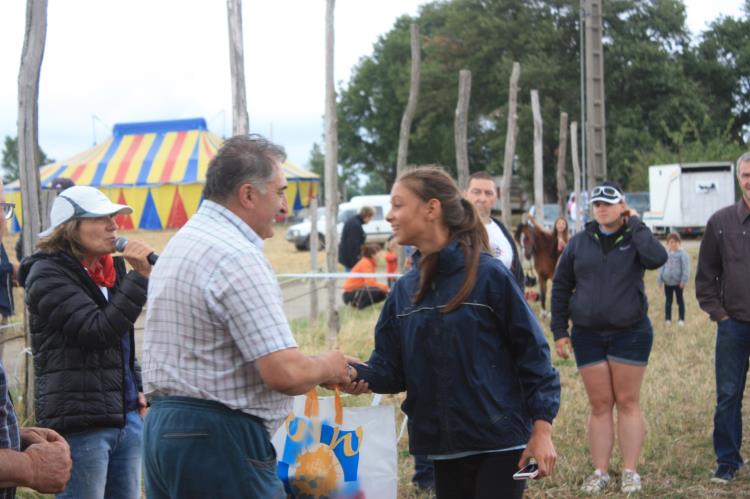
[591,186,621,198]
[0,203,14,220]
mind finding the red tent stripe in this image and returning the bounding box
[69,164,87,183]
[114,135,144,184]
[159,131,187,183]
[201,134,214,158]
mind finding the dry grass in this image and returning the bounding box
[3,230,749,498]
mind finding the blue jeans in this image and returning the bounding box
[143,396,284,499]
[57,411,143,499]
[714,318,750,470]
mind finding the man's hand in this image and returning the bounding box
[138,392,148,417]
[518,420,556,478]
[20,427,65,450]
[555,337,571,359]
[21,438,72,493]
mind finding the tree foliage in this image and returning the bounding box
[336,0,748,196]
[1,135,54,183]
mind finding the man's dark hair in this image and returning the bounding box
[468,171,495,184]
[203,134,286,202]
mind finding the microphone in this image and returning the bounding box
[115,236,159,265]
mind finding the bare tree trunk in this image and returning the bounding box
[454,69,471,190]
[570,121,583,233]
[18,0,48,422]
[556,112,569,216]
[396,23,421,269]
[308,197,319,325]
[396,23,421,174]
[324,0,339,346]
[530,90,544,224]
[501,62,520,228]
[227,0,249,135]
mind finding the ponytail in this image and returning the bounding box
[399,167,489,313]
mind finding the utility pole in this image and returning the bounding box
[583,0,606,188]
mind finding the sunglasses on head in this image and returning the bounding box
[592,186,621,197]
[0,203,14,220]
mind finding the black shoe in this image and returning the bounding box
[711,464,737,483]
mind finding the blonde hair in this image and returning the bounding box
[36,219,87,260]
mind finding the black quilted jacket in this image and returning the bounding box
[19,251,147,432]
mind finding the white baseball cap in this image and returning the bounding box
[39,186,133,237]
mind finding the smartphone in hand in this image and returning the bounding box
[513,462,539,480]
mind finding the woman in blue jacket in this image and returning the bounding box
[551,181,667,495]
[349,166,560,499]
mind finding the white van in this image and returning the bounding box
[285,194,392,251]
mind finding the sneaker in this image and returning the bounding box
[621,469,642,493]
[665,320,672,326]
[678,320,685,327]
[581,469,610,494]
[711,464,737,483]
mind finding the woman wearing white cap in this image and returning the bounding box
[18,186,156,499]
[550,181,667,494]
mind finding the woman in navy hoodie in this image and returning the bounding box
[348,166,560,499]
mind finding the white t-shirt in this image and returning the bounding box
[485,220,514,271]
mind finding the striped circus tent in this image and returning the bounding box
[5,118,319,233]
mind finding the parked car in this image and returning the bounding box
[624,191,650,218]
[285,195,392,251]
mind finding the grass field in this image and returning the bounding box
[3,228,749,498]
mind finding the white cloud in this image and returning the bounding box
[0,0,745,166]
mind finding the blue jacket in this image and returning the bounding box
[551,216,667,340]
[357,241,560,456]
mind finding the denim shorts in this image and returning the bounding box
[571,318,653,369]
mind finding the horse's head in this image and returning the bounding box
[514,222,535,260]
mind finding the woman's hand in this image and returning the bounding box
[555,337,571,359]
[518,420,556,478]
[122,240,155,278]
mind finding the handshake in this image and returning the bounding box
[317,351,371,395]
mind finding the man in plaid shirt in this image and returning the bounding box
[142,135,353,498]
[0,362,71,497]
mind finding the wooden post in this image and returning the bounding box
[324,0,339,346]
[570,121,583,233]
[18,0,48,421]
[454,69,471,190]
[530,90,544,224]
[556,112,569,215]
[308,197,319,324]
[501,62,520,228]
[396,23,421,174]
[227,0,249,135]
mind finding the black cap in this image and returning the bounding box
[50,177,75,191]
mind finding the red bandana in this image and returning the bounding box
[83,254,116,288]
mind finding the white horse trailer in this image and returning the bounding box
[643,162,735,235]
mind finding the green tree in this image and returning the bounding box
[1,135,54,183]
[336,0,747,197]
[306,141,361,202]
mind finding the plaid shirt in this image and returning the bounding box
[1,362,20,499]
[143,201,297,434]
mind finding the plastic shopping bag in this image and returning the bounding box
[272,388,397,499]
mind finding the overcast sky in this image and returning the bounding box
[0,0,746,169]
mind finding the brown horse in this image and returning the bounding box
[514,222,561,319]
